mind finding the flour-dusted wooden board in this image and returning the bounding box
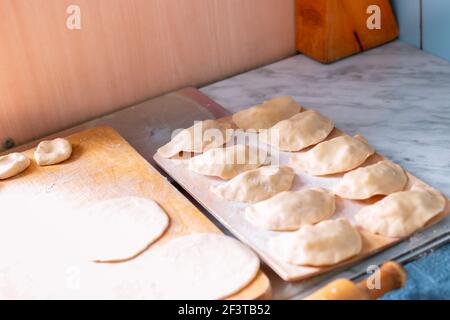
[0,126,270,300]
[153,116,450,281]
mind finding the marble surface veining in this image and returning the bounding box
[201,41,450,197]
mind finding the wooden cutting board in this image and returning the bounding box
[153,115,450,281]
[0,126,270,299]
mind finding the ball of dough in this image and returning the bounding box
[269,218,362,266]
[34,138,72,166]
[355,183,446,238]
[0,153,30,179]
[334,160,408,200]
[246,188,336,231]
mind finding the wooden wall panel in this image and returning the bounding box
[0,0,295,146]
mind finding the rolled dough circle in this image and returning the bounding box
[135,233,260,299]
[72,197,170,262]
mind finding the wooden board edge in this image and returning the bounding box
[228,271,272,300]
[83,127,272,299]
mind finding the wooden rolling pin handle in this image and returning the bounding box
[356,261,407,300]
[305,261,407,300]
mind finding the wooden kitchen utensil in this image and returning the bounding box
[305,261,407,300]
[296,0,399,63]
[0,126,270,300]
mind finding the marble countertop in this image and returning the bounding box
[201,40,450,197]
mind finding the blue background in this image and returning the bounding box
[374,0,450,299]
[392,0,450,61]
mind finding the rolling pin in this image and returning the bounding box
[305,261,407,300]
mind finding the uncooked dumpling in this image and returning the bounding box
[34,138,72,166]
[0,153,30,179]
[269,218,362,266]
[188,144,267,180]
[335,160,408,200]
[290,135,375,175]
[157,119,233,158]
[259,110,334,151]
[355,184,446,238]
[210,166,294,203]
[246,188,335,231]
[232,96,302,131]
[71,197,169,262]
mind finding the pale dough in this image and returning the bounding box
[0,195,171,298]
[246,188,335,231]
[0,153,30,179]
[269,218,362,266]
[0,195,167,263]
[0,198,170,263]
[72,197,170,262]
[355,183,446,238]
[157,119,233,158]
[290,134,375,175]
[129,233,260,299]
[0,194,76,270]
[34,138,72,166]
[0,234,259,300]
[188,144,267,179]
[210,166,294,203]
[232,96,302,131]
[335,160,408,200]
[259,110,334,151]
[0,258,137,299]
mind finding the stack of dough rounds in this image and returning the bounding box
[246,188,335,231]
[335,160,408,199]
[157,119,232,158]
[269,219,362,266]
[290,135,375,175]
[0,153,30,179]
[259,110,334,151]
[232,96,302,131]
[188,144,267,179]
[355,184,446,238]
[210,166,294,203]
[0,234,260,300]
[34,138,72,166]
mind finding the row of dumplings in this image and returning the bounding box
[157,96,446,267]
